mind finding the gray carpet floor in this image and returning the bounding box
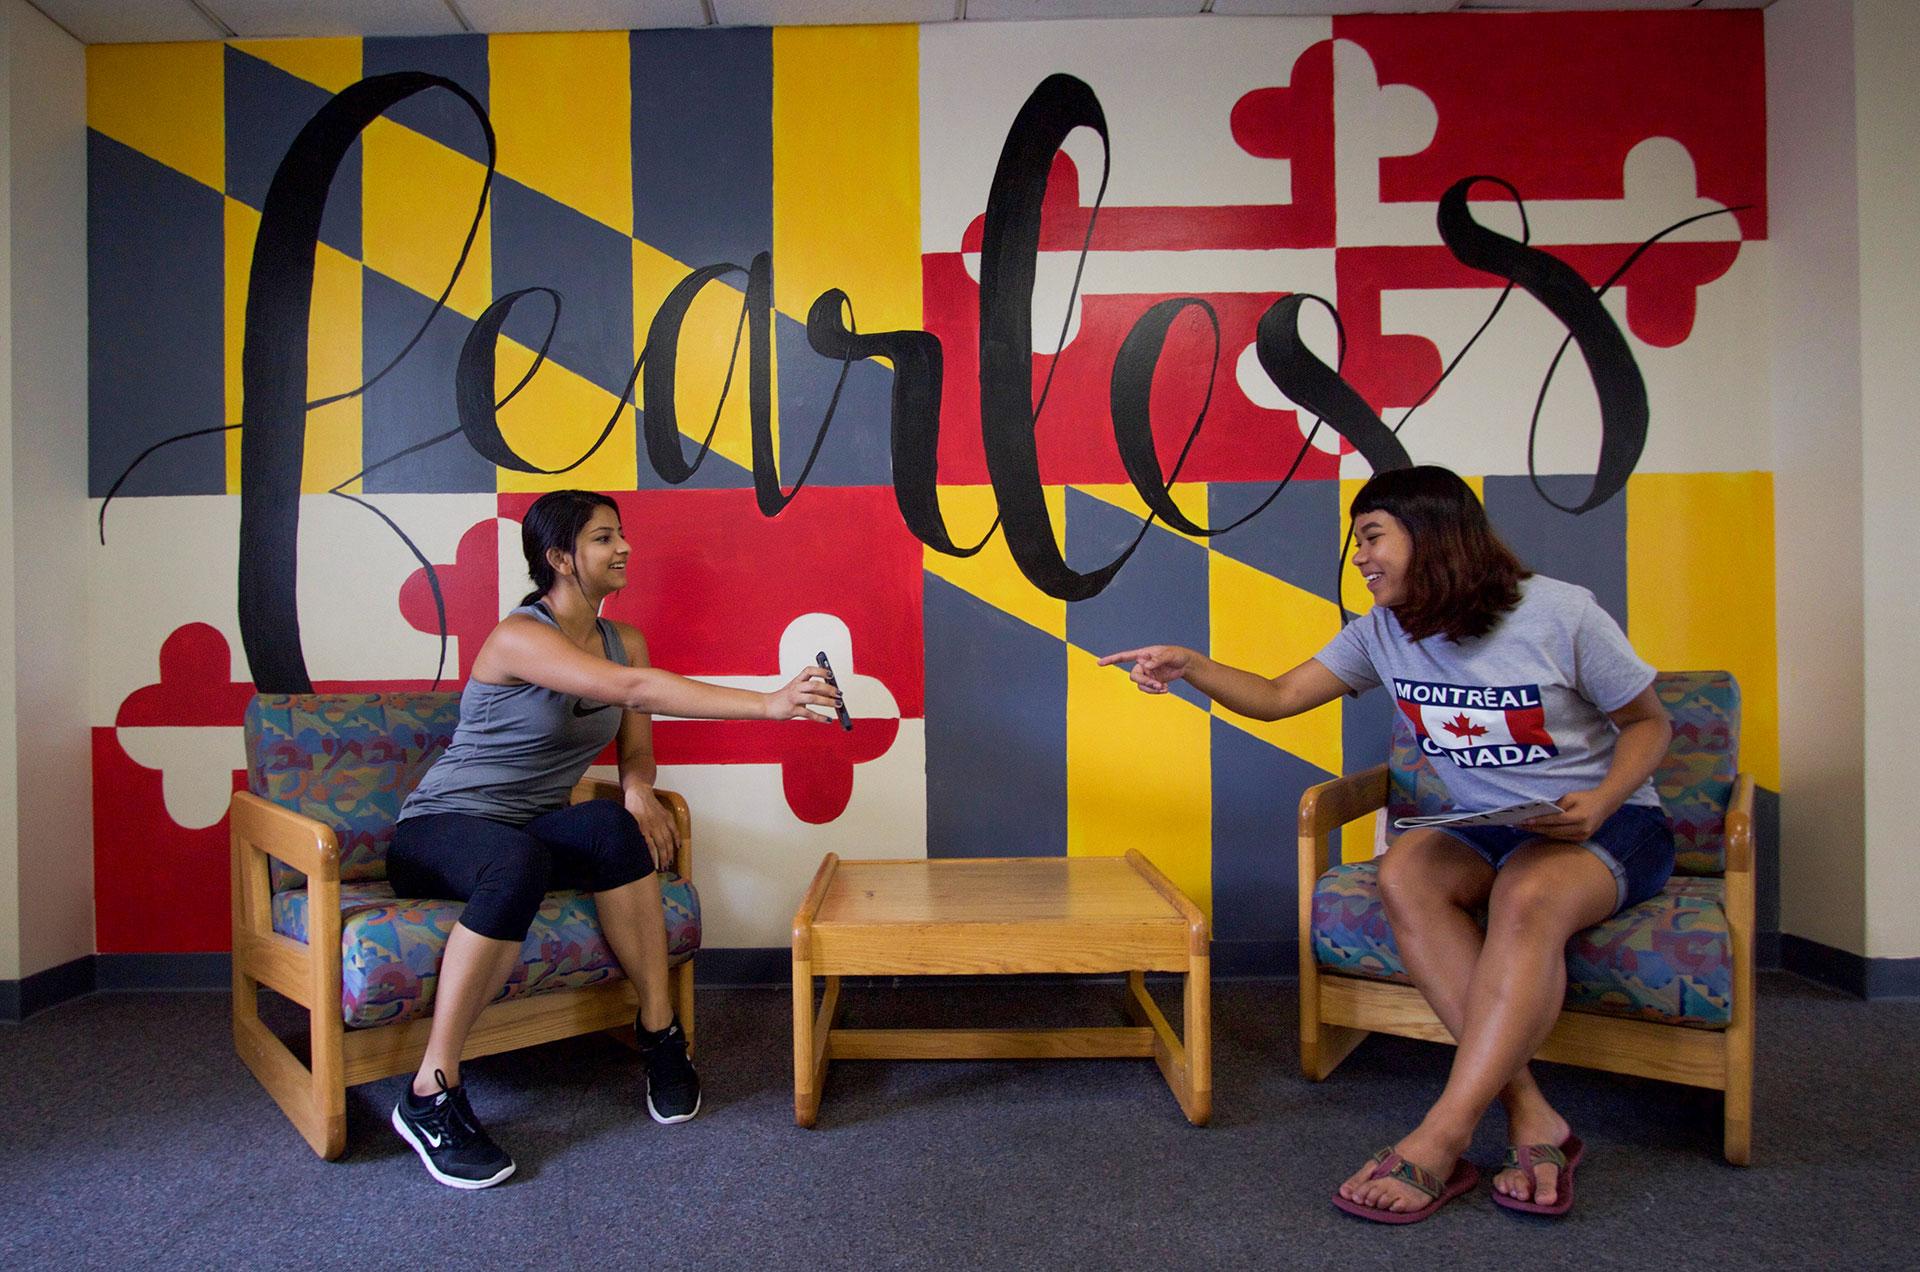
[1,971,1914,1270]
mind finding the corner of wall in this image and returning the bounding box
[1853,0,1920,960]
[1765,0,1868,958]
[0,0,23,985]
[4,0,91,981]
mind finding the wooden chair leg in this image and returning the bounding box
[232,970,347,1160]
[1298,963,1368,1080]
[1724,1014,1753,1165]
[1305,1021,1368,1081]
[310,999,348,1159]
[232,831,346,1157]
[673,958,696,1057]
[1724,1091,1752,1166]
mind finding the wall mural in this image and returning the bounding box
[87,12,1776,959]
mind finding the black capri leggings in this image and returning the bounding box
[388,800,655,942]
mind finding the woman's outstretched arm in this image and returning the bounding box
[474,613,840,721]
[1097,646,1355,721]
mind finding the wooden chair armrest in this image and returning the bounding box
[1721,772,1757,957]
[1723,772,1755,874]
[229,791,340,881]
[1297,763,1388,895]
[656,789,692,879]
[1296,765,1388,989]
[568,779,694,879]
[229,792,341,955]
[1298,764,1389,841]
[572,776,623,805]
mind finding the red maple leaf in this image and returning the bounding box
[1441,713,1489,740]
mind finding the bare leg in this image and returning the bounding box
[594,874,675,1033]
[1340,831,1576,1207]
[1348,841,1617,1213]
[1373,829,1496,1031]
[1339,831,1495,1206]
[413,922,523,1096]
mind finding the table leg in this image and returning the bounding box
[1182,954,1212,1126]
[793,962,841,1128]
[794,958,817,1126]
[1126,968,1211,1126]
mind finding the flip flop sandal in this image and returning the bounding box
[1332,1146,1481,1225]
[1492,1134,1585,1217]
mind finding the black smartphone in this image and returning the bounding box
[814,652,853,731]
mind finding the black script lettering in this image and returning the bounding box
[806,289,999,556]
[976,72,1131,601]
[457,286,626,473]
[188,70,1713,691]
[1437,175,1648,514]
[640,262,752,486]
[645,253,851,517]
[239,71,492,693]
[1253,294,1413,478]
[1110,297,1220,537]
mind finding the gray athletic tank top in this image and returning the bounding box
[399,603,629,826]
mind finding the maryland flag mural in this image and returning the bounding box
[87,12,1776,959]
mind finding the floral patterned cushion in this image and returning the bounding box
[1651,672,1740,877]
[273,874,701,1029]
[1385,671,1740,878]
[245,692,462,891]
[1310,861,1732,1027]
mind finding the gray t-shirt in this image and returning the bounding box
[1313,576,1660,811]
[400,604,629,826]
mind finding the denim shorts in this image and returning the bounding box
[1437,802,1676,915]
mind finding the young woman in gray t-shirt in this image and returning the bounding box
[1102,465,1674,1224]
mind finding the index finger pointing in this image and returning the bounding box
[1097,649,1147,667]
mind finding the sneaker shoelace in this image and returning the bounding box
[418,1071,487,1150]
[443,1089,488,1147]
[643,1027,695,1089]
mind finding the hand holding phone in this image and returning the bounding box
[814,652,853,731]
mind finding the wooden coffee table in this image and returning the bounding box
[790,851,1210,1127]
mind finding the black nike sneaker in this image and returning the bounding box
[638,1017,701,1124]
[391,1070,516,1189]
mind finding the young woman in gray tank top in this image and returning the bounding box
[387,490,840,1189]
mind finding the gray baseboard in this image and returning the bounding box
[1865,955,1920,998]
[1,955,98,1022]
[696,947,792,987]
[1781,933,1920,999]
[1,952,233,1022]
[95,952,232,991]
[1210,939,1295,979]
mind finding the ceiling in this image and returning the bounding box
[29,0,1773,45]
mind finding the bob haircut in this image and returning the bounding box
[519,489,620,606]
[1349,465,1530,643]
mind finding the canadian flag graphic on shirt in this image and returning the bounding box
[1393,679,1559,769]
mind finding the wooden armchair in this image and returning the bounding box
[230,693,698,1159]
[1296,671,1754,1164]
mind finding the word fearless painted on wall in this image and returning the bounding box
[153,71,1686,694]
